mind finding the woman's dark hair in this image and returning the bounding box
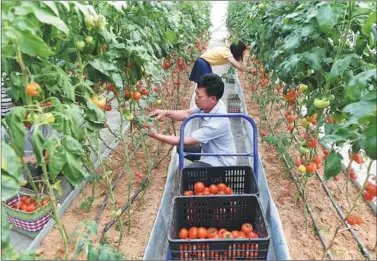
[230,41,246,61]
[197,73,224,100]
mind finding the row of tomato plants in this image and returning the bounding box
[1,1,210,259]
[228,1,376,257]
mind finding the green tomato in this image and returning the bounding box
[94,14,106,28]
[125,113,134,121]
[111,209,122,218]
[314,98,330,109]
[297,165,306,173]
[298,84,308,92]
[85,36,93,44]
[40,112,56,124]
[299,146,310,154]
[155,99,162,105]
[75,40,86,50]
[84,16,94,28]
[26,113,40,124]
[300,118,309,127]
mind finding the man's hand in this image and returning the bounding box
[149,109,167,121]
[147,127,158,138]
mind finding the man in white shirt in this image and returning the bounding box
[147,73,236,167]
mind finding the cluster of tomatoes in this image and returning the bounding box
[184,182,234,196]
[178,223,258,240]
[346,215,363,226]
[8,195,49,213]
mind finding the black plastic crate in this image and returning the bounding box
[168,195,270,260]
[179,166,259,195]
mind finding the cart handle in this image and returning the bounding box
[178,113,259,182]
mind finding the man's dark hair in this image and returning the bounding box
[197,73,224,100]
[230,41,246,61]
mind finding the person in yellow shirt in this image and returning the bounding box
[189,41,253,83]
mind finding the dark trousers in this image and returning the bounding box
[177,144,212,168]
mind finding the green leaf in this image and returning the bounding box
[164,31,177,44]
[345,69,376,103]
[317,4,339,33]
[42,1,60,17]
[1,143,23,201]
[49,146,66,180]
[88,245,99,260]
[88,59,118,77]
[301,48,325,71]
[60,2,70,12]
[110,72,123,89]
[31,4,69,35]
[4,107,26,155]
[361,11,376,36]
[61,154,85,186]
[283,33,301,52]
[17,30,54,57]
[62,136,83,156]
[32,125,45,164]
[324,151,343,180]
[2,207,11,247]
[328,55,355,83]
[343,100,376,119]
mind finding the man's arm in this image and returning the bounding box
[150,108,194,121]
[148,128,199,146]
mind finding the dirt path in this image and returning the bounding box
[239,67,376,260]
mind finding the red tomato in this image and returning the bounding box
[231,230,239,238]
[295,159,302,168]
[194,182,205,193]
[133,92,141,101]
[188,227,198,239]
[217,183,226,192]
[365,184,377,197]
[241,223,253,234]
[306,162,317,173]
[184,190,194,196]
[209,185,218,194]
[197,227,208,239]
[347,216,357,226]
[247,231,259,238]
[41,199,49,206]
[13,201,21,209]
[353,153,364,164]
[355,216,363,225]
[207,228,217,237]
[125,90,131,99]
[306,136,318,148]
[313,155,321,165]
[364,192,375,201]
[223,231,233,239]
[286,114,296,123]
[350,170,358,181]
[179,228,189,239]
[21,196,28,202]
[202,190,211,196]
[141,89,149,96]
[218,228,227,236]
[224,187,233,195]
[104,104,112,111]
